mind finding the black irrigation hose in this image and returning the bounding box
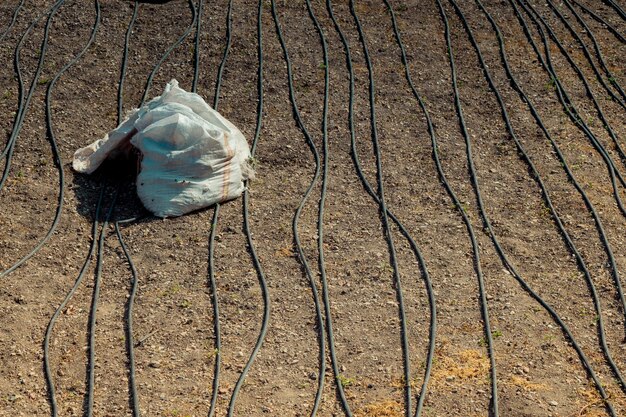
[478,0,626,393]
[114,220,140,417]
[191,0,202,94]
[513,0,626,338]
[268,0,328,414]
[349,1,420,415]
[191,0,202,95]
[468,0,626,397]
[1,4,51,159]
[527,0,626,170]
[182,2,224,415]
[518,0,626,221]
[571,0,626,43]
[0,0,65,191]
[226,2,271,415]
[113,3,141,417]
[439,0,617,414]
[206,216,222,417]
[118,1,138,126]
[561,0,626,98]
[602,0,626,20]
[507,0,626,391]
[287,0,328,414]
[111,2,198,415]
[212,0,231,108]
[304,0,335,414]
[518,1,626,188]
[207,0,270,415]
[382,0,499,414]
[544,0,626,107]
[205,1,229,415]
[85,188,118,416]
[139,0,197,107]
[0,0,25,42]
[0,0,100,278]
[270,1,349,414]
[44,185,105,417]
[327,1,439,415]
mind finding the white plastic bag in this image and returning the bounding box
[72,79,254,217]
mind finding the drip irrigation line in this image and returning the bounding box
[192,0,203,93]
[227,2,272,414]
[379,0,497,414]
[0,0,25,42]
[1,0,66,192]
[139,0,197,107]
[213,0,231,108]
[467,0,626,396]
[327,1,439,415]
[0,0,100,278]
[513,0,626,338]
[270,0,350,414]
[572,0,626,43]
[560,0,626,97]
[517,0,626,221]
[113,4,142,417]
[109,2,198,415]
[206,0,271,415]
[516,0,626,187]
[86,188,118,417]
[44,185,105,417]
[507,0,626,387]
[1,3,51,159]
[439,0,617,414]
[602,0,626,20]
[349,1,424,415]
[526,0,626,171]
[206,0,230,415]
[544,0,626,107]
[206,207,222,417]
[304,0,334,413]
[114,220,140,417]
[118,1,139,126]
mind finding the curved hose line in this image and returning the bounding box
[348,1,418,414]
[118,1,139,126]
[303,0,331,414]
[113,3,142,416]
[105,1,197,414]
[192,0,203,94]
[0,0,26,42]
[139,0,197,107]
[475,0,626,394]
[602,0,626,20]
[44,185,105,416]
[380,0,498,414]
[206,0,233,414]
[514,0,626,341]
[270,0,348,414]
[544,0,626,107]
[570,0,626,43]
[230,1,274,414]
[440,1,617,414]
[559,0,626,99]
[1,4,53,158]
[115,220,141,417]
[1,0,100,278]
[1,0,66,191]
[518,0,626,217]
[86,188,118,416]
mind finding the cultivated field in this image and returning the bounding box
[1,0,625,416]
